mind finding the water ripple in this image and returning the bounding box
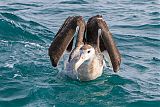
[113,24,160,30]
[59,0,89,4]
[0,12,53,44]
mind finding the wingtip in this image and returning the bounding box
[113,68,120,73]
[113,59,121,73]
[51,61,58,67]
[52,63,57,67]
[49,55,58,67]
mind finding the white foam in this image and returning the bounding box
[13,74,22,78]
[4,63,14,68]
[23,41,43,48]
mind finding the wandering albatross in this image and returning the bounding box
[48,15,121,81]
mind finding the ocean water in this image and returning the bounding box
[0,0,160,106]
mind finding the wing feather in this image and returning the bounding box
[48,16,85,67]
[86,15,121,72]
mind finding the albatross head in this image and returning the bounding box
[75,44,95,71]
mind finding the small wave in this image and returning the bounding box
[123,54,140,60]
[131,0,159,5]
[113,24,160,30]
[151,17,160,21]
[125,62,148,72]
[110,85,130,96]
[149,12,160,16]
[141,36,160,42]
[1,12,48,28]
[0,87,31,107]
[127,100,160,107]
[8,2,43,7]
[106,74,135,85]
[59,0,88,4]
[0,5,30,12]
[1,12,26,22]
[0,12,52,43]
[114,34,160,44]
[0,18,43,42]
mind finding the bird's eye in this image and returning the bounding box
[87,50,90,53]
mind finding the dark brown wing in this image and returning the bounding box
[86,15,121,72]
[48,16,85,67]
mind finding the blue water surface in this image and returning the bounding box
[0,0,160,107]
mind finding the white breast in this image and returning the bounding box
[65,56,104,81]
[77,56,104,81]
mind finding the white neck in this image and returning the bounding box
[75,54,95,71]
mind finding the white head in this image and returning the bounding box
[75,44,95,71]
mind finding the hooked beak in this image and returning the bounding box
[75,54,85,71]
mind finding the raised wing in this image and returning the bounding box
[86,15,121,72]
[48,16,85,67]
